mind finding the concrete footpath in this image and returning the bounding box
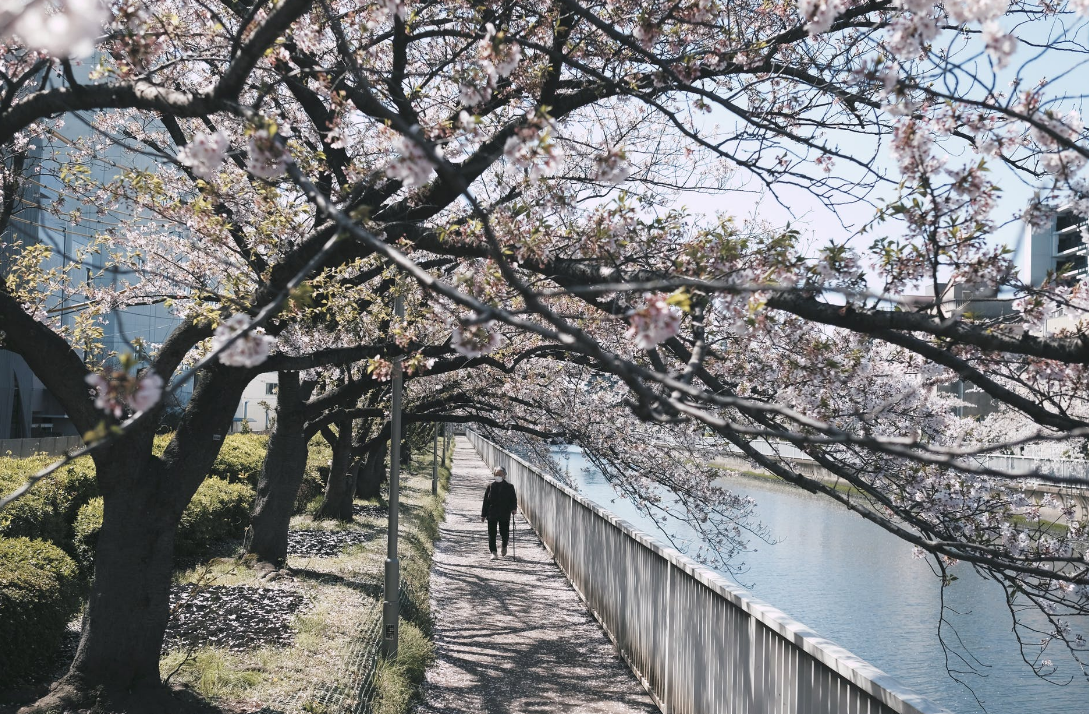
[415,438,658,714]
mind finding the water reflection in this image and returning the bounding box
[556,447,1089,714]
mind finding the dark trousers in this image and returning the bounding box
[487,516,510,553]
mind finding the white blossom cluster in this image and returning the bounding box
[211,314,277,367]
[386,131,438,188]
[246,129,289,179]
[4,0,108,57]
[178,130,230,181]
[626,294,682,349]
[503,119,564,182]
[450,321,506,357]
[85,370,164,417]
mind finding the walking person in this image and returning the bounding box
[481,467,517,559]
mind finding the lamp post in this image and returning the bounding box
[432,422,439,495]
[382,292,404,658]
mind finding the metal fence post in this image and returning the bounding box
[382,292,405,658]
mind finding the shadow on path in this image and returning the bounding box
[416,438,659,714]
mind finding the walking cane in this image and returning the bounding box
[511,510,516,561]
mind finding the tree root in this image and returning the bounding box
[18,679,224,714]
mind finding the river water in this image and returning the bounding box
[552,447,1089,714]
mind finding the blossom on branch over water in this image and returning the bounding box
[211,314,277,367]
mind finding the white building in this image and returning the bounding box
[231,373,279,433]
[1024,207,1088,334]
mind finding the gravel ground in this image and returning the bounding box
[416,438,659,714]
[165,584,308,652]
[286,528,378,557]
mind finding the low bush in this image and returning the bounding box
[73,478,256,570]
[176,478,255,555]
[71,497,103,574]
[0,455,97,549]
[0,537,81,687]
[296,438,332,513]
[209,434,268,486]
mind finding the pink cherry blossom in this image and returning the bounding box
[593,148,634,185]
[627,294,682,349]
[130,373,164,412]
[451,322,505,357]
[211,314,277,367]
[9,0,108,57]
[84,370,163,417]
[246,129,289,179]
[178,131,229,181]
[386,132,436,187]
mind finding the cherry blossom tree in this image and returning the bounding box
[1,0,1089,708]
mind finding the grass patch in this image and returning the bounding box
[158,436,454,714]
[161,648,266,700]
[371,621,433,714]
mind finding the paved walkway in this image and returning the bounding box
[415,438,659,714]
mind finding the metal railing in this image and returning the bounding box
[469,431,950,714]
[0,435,82,458]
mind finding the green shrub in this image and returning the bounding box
[0,537,81,687]
[209,434,268,486]
[0,455,97,548]
[296,439,332,513]
[72,497,103,573]
[72,478,255,569]
[176,478,255,555]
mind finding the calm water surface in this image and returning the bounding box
[551,447,1089,714]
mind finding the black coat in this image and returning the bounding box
[481,480,517,520]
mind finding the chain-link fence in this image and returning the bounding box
[256,576,412,714]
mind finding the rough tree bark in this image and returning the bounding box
[356,435,388,500]
[247,371,312,567]
[316,417,355,520]
[31,367,250,713]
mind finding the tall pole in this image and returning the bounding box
[382,292,404,658]
[432,422,439,495]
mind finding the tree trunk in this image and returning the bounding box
[316,418,354,520]
[356,438,387,500]
[55,472,180,704]
[31,367,249,712]
[247,372,309,567]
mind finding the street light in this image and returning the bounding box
[382,292,404,658]
[432,421,438,495]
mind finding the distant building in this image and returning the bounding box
[232,373,278,433]
[907,281,1015,419]
[0,65,190,438]
[1026,207,1088,288]
[1024,207,1088,335]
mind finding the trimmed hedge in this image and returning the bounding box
[0,537,81,687]
[296,438,332,513]
[0,455,97,549]
[0,434,265,556]
[209,434,268,486]
[73,478,256,570]
[176,478,255,555]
